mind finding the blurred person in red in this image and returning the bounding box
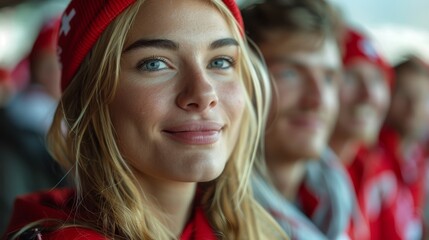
[379,55,429,239]
[6,15,61,135]
[0,16,67,235]
[329,27,393,240]
[242,1,369,239]
[0,67,17,234]
[330,27,424,240]
[0,68,15,106]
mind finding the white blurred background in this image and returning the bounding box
[238,0,429,65]
[327,0,429,64]
[0,0,428,69]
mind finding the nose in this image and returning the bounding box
[176,66,218,112]
[301,72,322,109]
[357,77,371,102]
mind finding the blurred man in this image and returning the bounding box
[242,1,367,239]
[0,68,14,106]
[379,56,429,239]
[329,27,395,240]
[7,16,61,134]
[0,16,67,235]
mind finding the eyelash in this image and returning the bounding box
[136,55,237,73]
[216,56,236,68]
[136,56,169,72]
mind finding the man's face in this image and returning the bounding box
[334,60,390,144]
[388,68,429,139]
[260,33,341,161]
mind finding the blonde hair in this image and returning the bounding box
[46,0,287,239]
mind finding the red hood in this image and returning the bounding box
[4,188,216,240]
[4,188,106,239]
[6,188,75,232]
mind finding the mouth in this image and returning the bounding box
[288,116,324,130]
[162,122,223,145]
[349,106,377,123]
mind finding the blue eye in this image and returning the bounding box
[138,58,168,72]
[274,69,300,82]
[208,57,234,69]
[344,72,358,85]
[281,69,298,79]
[324,72,336,84]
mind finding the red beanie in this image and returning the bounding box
[343,28,393,87]
[58,0,244,91]
[30,16,61,61]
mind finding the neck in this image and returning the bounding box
[138,175,197,236]
[266,156,307,201]
[330,137,361,166]
[385,122,419,159]
[398,136,420,159]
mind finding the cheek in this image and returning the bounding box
[111,88,153,123]
[220,82,246,122]
[275,83,299,111]
[322,85,339,116]
[339,84,357,106]
[109,81,170,143]
[370,86,390,114]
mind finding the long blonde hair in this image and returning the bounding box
[46,0,286,239]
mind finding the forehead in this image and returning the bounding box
[126,0,234,46]
[260,32,341,69]
[396,70,429,88]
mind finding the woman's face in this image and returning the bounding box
[335,60,390,144]
[109,0,245,183]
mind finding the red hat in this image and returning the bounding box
[343,28,394,87]
[58,0,244,91]
[30,16,61,61]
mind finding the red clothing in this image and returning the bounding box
[4,188,216,240]
[347,147,398,240]
[379,126,426,211]
[376,126,426,239]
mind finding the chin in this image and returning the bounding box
[290,146,325,160]
[180,163,226,182]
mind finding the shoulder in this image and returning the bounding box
[7,226,106,240]
[42,227,107,240]
[4,188,79,239]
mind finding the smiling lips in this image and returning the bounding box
[163,122,223,145]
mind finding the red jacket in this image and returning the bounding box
[376,126,426,239]
[3,188,216,240]
[347,146,398,240]
[379,126,426,211]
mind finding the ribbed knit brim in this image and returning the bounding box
[58,0,244,91]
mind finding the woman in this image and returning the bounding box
[4,0,286,239]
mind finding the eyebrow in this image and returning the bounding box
[268,57,341,72]
[123,38,238,53]
[124,39,179,53]
[210,38,239,49]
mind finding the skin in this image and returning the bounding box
[109,0,245,235]
[259,33,341,200]
[330,59,390,163]
[387,68,429,142]
[32,51,61,99]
